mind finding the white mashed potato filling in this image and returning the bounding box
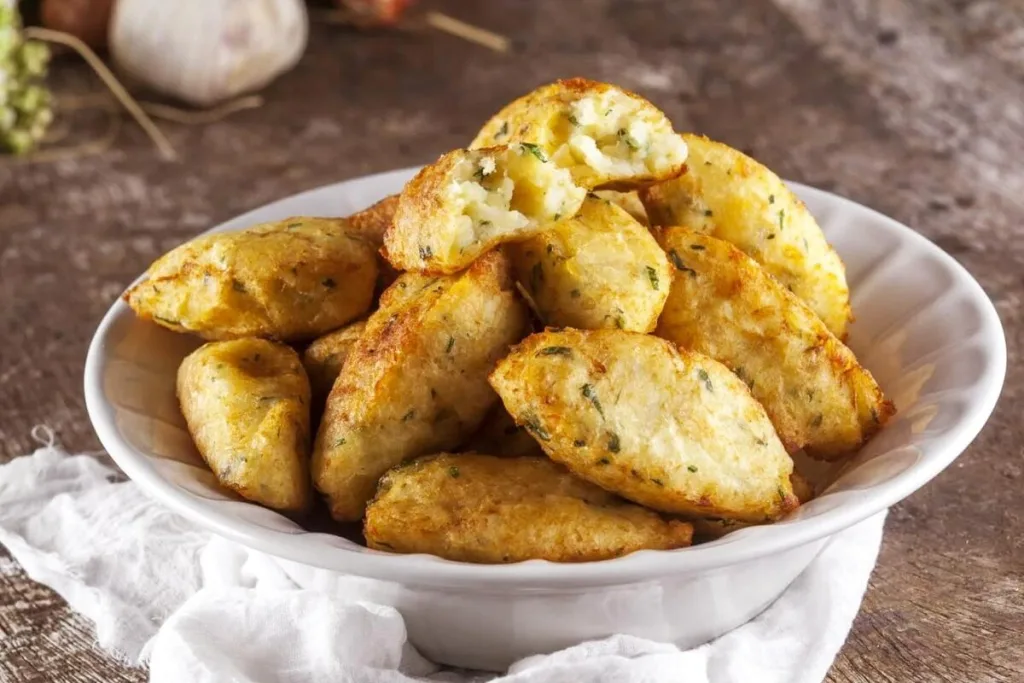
[446,145,586,251]
[557,91,688,181]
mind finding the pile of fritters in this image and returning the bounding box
[126,78,894,564]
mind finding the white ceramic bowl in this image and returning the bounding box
[84,168,1006,671]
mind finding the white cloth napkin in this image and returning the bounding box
[0,434,886,683]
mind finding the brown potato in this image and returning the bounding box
[654,227,893,460]
[463,404,545,457]
[490,328,799,523]
[302,319,367,408]
[365,453,693,563]
[345,195,401,295]
[125,217,378,341]
[471,78,688,190]
[507,195,670,332]
[690,471,816,540]
[382,144,586,274]
[177,338,312,514]
[640,134,851,338]
[312,251,530,521]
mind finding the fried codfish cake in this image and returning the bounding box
[593,190,649,225]
[364,453,693,563]
[344,195,401,294]
[312,251,530,521]
[463,404,545,457]
[471,78,688,191]
[640,134,851,338]
[654,228,893,460]
[125,217,378,341]
[507,195,670,332]
[177,338,312,514]
[302,319,367,409]
[382,144,587,274]
[490,329,799,523]
[690,471,815,540]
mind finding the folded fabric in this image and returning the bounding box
[0,435,885,682]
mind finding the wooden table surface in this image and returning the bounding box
[2,1,1022,680]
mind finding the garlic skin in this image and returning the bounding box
[109,0,308,107]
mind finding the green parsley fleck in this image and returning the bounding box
[445,336,455,354]
[154,315,177,325]
[767,233,776,240]
[607,432,621,453]
[704,210,713,217]
[524,414,551,441]
[286,222,302,229]
[574,439,587,447]
[419,245,433,260]
[401,410,416,422]
[646,265,660,290]
[617,128,639,150]
[521,142,548,162]
[614,314,625,329]
[768,194,775,204]
[803,237,809,251]
[322,277,336,288]
[480,219,492,228]
[473,166,486,181]
[778,208,786,232]
[870,407,880,424]
[570,289,581,298]
[810,413,823,427]
[687,465,698,473]
[597,457,611,465]
[690,244,706,251]
[697,368,713,391]
[497,121,509,137]
[755,437,767,446]
[553,212,562,221]
[333,437,346,447]
[652,478,664,486]
[668,249,697,277]
[449,466,460,478]
[777,486,787,502]
[567,113,580,126]
[537,346,573,357]
[231,279,246,293]
[581,383,604,417]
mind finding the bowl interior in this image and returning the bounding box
[84,169,1006,588]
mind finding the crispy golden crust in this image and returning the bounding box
[463,404,545,457]
[302,319,367,409]
[344,195,402,297]
[364,453,693,563]
[489,329,798,523]
[177,338,312,514]
[640,134,851,338]
[471,78,688,190]
[345,194,399,247]
[507,196,670,332]
[593,190,649,225]
[689,471,814,541]
[654,228,894,460]
[312,251,530,521]
[382,145,586,274]
[125,217,378,341]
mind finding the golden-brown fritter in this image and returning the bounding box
[640,134,851,338]
[463,404,545,457]
[312,251,530,521]
[690,471,815,540]
[345,194,399,247]
[593,190,649,225]
[125,217,378,341]
[177,338,312,514]
[382,144,587,274]
[302,319,367,408]
[344,195,401,295]
[489,328,799,523]
[654,227,893,460]
[364,453,693,563]
[471,78,688,190]
[507,195,670,332]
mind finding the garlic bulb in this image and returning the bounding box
[109,0,308,107]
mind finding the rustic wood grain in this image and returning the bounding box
[1,0,1022,680]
